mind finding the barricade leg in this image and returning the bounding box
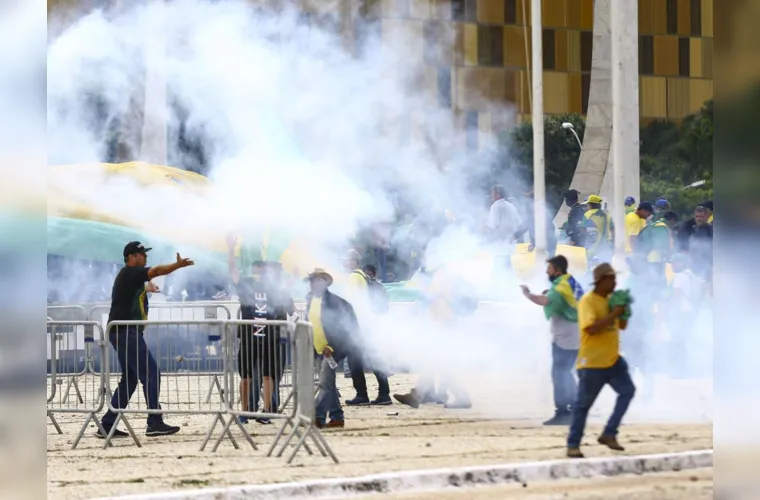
[103,413,141,449]
[284,417,338,465]
[204,374,224,404]
[208,414,257,453]
[200,414,241,451]
[72,412,112,450]
[62,376,84,404]
[267,418,314,458]
[47,411,62,435]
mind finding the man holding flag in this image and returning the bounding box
[521,255,584,425]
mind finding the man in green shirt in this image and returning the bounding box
[637,211,678,290]
[521,255,583,425]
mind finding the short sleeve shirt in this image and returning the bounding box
[577,291,620,369]
[108,266,151,326]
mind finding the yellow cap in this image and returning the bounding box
[584,194,603,204]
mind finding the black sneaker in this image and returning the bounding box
[95,425,129,439]
[371,395,393,406]
[345,395,371,406]
[543,412,572,426]
[145,422,180,437]
[255,418,272,425]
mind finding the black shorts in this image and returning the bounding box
[237,325,285,379]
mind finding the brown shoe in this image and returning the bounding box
[597,434,625,451]
[393,393,420,409]
[326,420,345,429]
[567,447,584,458]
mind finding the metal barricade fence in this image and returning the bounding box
[47,320,108,450]
[100,319,237,450]
[95,318,336,463]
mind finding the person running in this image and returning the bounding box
[520,255,583,425]
[305,269,359,429]
[98,242,194,438]
[567,263,636,458]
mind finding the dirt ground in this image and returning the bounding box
[47,373,712,500]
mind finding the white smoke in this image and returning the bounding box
[47,0,712,423]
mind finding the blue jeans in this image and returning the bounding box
[551,343,578,413]
[102,327,162,427]
[315,356,344,424]
[567,356,636,448]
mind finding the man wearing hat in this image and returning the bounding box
[304,269,360,429]
[98,242,194,439]
[582,195,613,260]
[567,263,636,458]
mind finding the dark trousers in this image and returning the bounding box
[567,357,636,448]
[551,343,578,413]
[102,328,162,427]
[349,355,390,399]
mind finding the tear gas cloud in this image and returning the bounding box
[47,0,711,422]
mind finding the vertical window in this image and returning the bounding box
[678,36,690,76]
[640,35,655,75]
[543,29,556,70]
[666,0,678,34]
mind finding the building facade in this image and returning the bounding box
[49,0,714,152]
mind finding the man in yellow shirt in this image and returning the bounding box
[624,202,652,253]
[305,269,359,429]
[567,263,636,459]
[624,196,636,214]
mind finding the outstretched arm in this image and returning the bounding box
[520,285,549,306]
[147,253,194,280]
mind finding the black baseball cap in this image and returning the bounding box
[123,241,152,258]
[637,201,654,213]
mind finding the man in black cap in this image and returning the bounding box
[98,242,194,438]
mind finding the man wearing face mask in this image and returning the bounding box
[521,255,584,425]
[305,269,359,429]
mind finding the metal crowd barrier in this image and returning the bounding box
[47,320,109,450]
[93,318,335,463]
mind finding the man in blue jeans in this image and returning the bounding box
[567,263,636,458]
[521,255,583,426]
[98,242,194,439]
[304,268,358,429]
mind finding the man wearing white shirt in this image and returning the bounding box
[668,253,703,377]
[486,185,521,252]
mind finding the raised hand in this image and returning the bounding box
[176,253,195,268]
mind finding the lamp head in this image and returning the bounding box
[562,122,574,130]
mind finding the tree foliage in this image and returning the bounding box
[502,102,713,219]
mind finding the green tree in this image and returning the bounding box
[502,102,713,219]
[502,112,586,209]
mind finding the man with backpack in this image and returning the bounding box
[582,195,614,261]
[343,250,393,406]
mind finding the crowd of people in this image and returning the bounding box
[93,180,713,458]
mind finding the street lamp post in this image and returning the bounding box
[562,122,583,149]
[531,0,546,256]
